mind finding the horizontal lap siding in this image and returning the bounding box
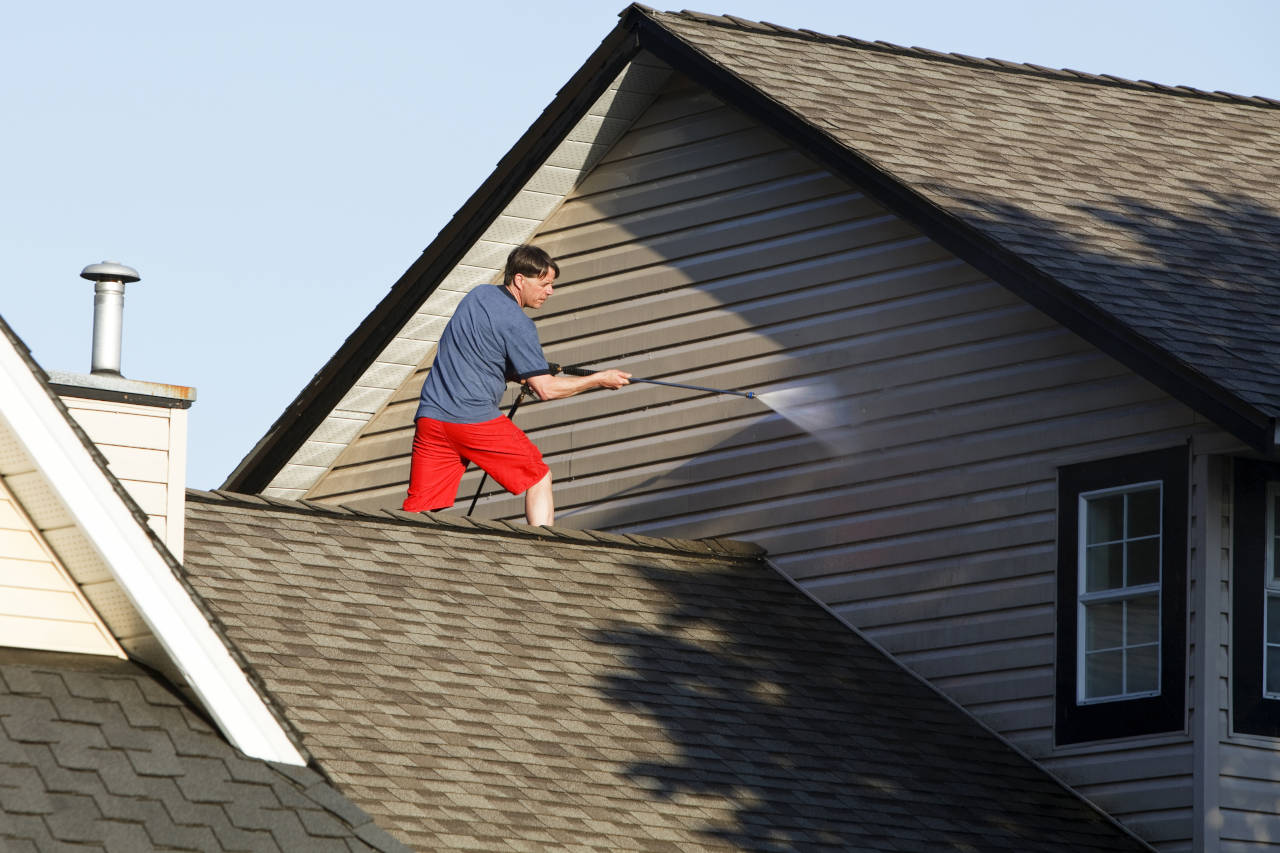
[0,476,119,656]
[265,54,676,498]
[1221,744,1280,849]
[1039,742,1195,849]
[313,76,1224,847]
[1220,701,1280,847]
[61,398,186,558]
[1221,740,1280,849]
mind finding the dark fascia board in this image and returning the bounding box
[624,7,1277,454]
[49,384,194,410]
[222,22,643,493]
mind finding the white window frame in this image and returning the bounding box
[1264,483,1280,699]
[1076,480,1163,704]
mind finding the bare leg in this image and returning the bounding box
[524,470,554,526]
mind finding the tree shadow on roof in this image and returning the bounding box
[586,555,1146,852]
[939,184,1280,418]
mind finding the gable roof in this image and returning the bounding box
[179,489,1151,852]
[227,4,1280,496]
[0,648,408,852]
[0,314,303,765]
[639,9,1280,450]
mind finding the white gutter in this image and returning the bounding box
[0,330,305,765]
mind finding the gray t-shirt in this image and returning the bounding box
[415,284,550,423]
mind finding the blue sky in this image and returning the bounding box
[4,0,1277,490]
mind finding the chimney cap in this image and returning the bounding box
[81,261,140,284]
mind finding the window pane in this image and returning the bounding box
[1128,488,1160,538]
[1085,601,1123,651]
[1085,543,1124,591]
[1085,650,1123,698]
[1076,478,1170,705]
[1127,644,1159,693]
[1268,595,1280,645]
[1272,493,1280,584]
[1127,595,1160,645]
[1127,538,1160,586]
[1087,495,1124,544]
[1268,645,1280,696]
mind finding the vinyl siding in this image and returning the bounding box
[261,53,675,498]
[1219,743,1280,849]
[61,397,188,560]
[0,475,120,656]
[308,75,1239,848]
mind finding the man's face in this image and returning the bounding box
[514,269,556,309]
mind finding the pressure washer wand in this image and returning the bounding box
[563,365,755,398]
[466,364,754,516]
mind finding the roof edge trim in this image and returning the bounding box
[223,23,644,494]
[627,8,1276,453]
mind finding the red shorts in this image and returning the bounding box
[402,416,549,512]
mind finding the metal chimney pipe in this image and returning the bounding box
[80,261,140,376]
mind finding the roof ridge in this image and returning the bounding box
[187,488,766,560]
[651,7,1280,108]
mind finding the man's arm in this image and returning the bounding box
[525,369,630,401]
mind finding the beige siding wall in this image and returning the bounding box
[1220,740,1280,850]
[0,475,121,656]
[308,75,1244,848]
[1218,737,1280,845]
[62,397,188,561]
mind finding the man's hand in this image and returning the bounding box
[526,368,631,401]
[595,369,631,390]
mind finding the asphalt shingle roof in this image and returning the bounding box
[180,489,1149,852]
[643,8,1280,425]
[0,648,408,853]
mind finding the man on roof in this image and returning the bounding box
[402,244,630,525]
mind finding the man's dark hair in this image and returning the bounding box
[503,244,560,288]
